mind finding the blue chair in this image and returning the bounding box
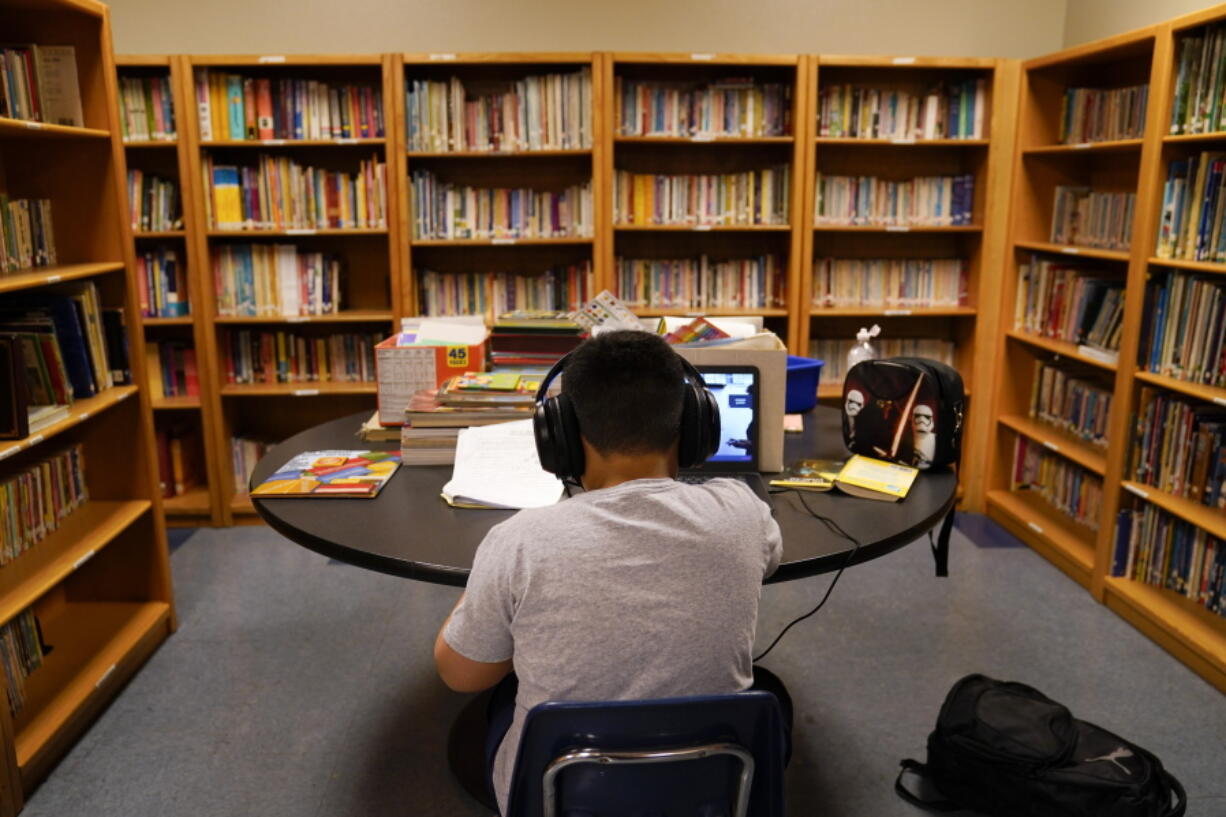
[504,691,786,817]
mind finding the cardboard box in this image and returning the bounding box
[374,335,487,426]
[676,340,787,472]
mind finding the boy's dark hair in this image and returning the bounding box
[563,330,685,455]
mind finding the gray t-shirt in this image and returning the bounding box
[443,477,782,814]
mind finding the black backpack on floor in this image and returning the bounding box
[896,674,1186,817]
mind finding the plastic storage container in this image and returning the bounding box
[785,355,824,413]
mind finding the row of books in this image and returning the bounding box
[213,244,343,317]
[808,337,955,384]
[1029,361,1113,449]
[615,254,785,309]
[811,257,967,308]
[616,77,791,138]
[814,173,975,227]
[613,167,790,226]
[127,170,182,233]
[1050,187,1135,251]
[231,435,276,496]
[417,263,594,317]
[155,424,202,499]
[1011,436,1102,530]
[1155,152,1226,262]
[153,341,199,398]
[1112,503,1225,618]
[1013,257,1124,352]
[403,371,541,465]
[1,197,56,272]
[1058,85,1148,144]
[0,610,46,717]
[817,80,987,140]
[118,74,176,142]
[136,248,188,318]
[1139,269,1226,387]
[1132,387,1226,506]
[0,445,87,566]
[406,70,591,153]
[1170,23,1226,136]
[0,44,83,127]
[204,154,387,231]
[219,330,380,384]
[410,171,593,239]
[195,70,385,141]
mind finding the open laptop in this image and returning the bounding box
[678,365,772,504]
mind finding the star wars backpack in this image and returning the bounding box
[841,357,965,471]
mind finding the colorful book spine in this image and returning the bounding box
[1169,23,1226,136]
[127,169,182,232]
[231,435,277,496]
[1138,269,1226,387]
[813,173,974,226]
[407,69,591,152]
[213,244,342,317]
[616,254,785,309]
[136,248,188,318]
[418,262,594,317]
[1154,152,1226,261]
[818,79,986,140]
[1013,255,1125,351]
[220,330,381,384]
[812,257,967,308]
[808,338,956,385]
[0,196,57,272]
[613,167,789,226]
[1027,361,1113,448]
[156,341,200,398]
[617,77,790,137]
[1049,186,1136,250]
[1131,386,1226,505]
[0,609,47,716]
[195,70,384,141]
[155,423,201,498]
[1058,85,1148,143]
[1011,436,1103,530]
[1112,502,1225,618]
[0,444,88,566]
[118,74,176,141]
[411,170,593,239]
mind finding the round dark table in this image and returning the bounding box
[250,406,957,584]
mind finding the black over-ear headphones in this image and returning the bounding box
[532,348,721,482]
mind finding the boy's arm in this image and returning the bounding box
[434,593,513,692]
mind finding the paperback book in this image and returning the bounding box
[251,450,401,498]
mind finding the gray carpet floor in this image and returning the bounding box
[19,517,1226,817]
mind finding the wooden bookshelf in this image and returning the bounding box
[0,0,177,810]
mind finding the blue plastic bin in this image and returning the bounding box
[785,355,824,413]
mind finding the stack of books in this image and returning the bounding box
[402,371,539,465]
[490,310,584,367]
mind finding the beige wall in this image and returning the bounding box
[1063,0,1220,47]
[105,0,1067,58]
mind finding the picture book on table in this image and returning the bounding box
[250,450,401,498]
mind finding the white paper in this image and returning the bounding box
[414,319,489,346]
[442,420,563,509]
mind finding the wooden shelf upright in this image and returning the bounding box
[0,0,176,809]
[181,54,402,523]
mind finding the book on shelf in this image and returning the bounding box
[490,310,584,366]
[0,319,73,432]
[0,44,83,127]
[0,609,48,717]
[812,257,967,308]
[231,435,278,496]
[1059,85,1148,143]
[1011,436,1102,530]
[809,337,955,386]
[0,196,57,272]
[1,285,115,399]
[102,308,132,386]
[617,254,785,311]
[195,69,384,141]
[214,244,342,317]
[818,79,985,140]
[407,69,591,152]
[154,423,202,498]
[251,450,401,498]
[1112,503,1225,618]
[1049,186,1135,250]
[136,247,188,318]
[1138,268,1226,387]
[1132,386,1226,506]
[203,153,387,230]
[614,167,789,226]
[1028,361,1113,449]
[410,170,592,239]
[1013,256,1124,355]
[150,340,199,398]
[1156,151,1226,262]
[119,74,176,142]
[127,170,182,232]
[618,76,790,138]
[417,262,594,318]
[0,444,87,562]
[1170,23,1226,136]
[814,173,974,226]
[220,329,380,384]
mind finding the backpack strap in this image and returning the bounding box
[1162,769,1187,817]
[928,507,954,577]
[894,759,963,812]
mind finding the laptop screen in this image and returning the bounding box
[694,365,759,468]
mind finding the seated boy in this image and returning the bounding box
[434,329,786,815]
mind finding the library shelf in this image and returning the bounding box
[0,117,110,140]
[200,138,386,148]
[1102,578,1226,694]
[206,228,389,237]
[141,316,194,327]
[1021,138,1145,154]
[150,396,201,410]
[408,149,593,158]
[212,310,394,324]
[410,237,594,246]
[633,306,789,317]
[615,224,791,232]
[1013,240,1131,263]
[616,136,794,145]
[122,139,177,148]
[1147,256,1226,275]
[986,489,1096,588]
[1120,481,1226,541]
[192,54,383,67]
[15,601,171,784]
[0,387,139,463]
[1163,131,1226,144]
[815,137,990,147]
[1004,329,1119,372]
[812,224,982,233]
[230,494,256,515]
[0,262,125,295]
[816,55,997,69]
[997,414,1108,475]
[818,381,973,400]
[1132,371,1226,406]
[808,306,977,317]
[163,486,212,518]
[219,382,378,396]
[134,231,186,239]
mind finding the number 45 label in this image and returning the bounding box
[446,346,469,368]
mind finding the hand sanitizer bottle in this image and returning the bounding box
[846,324,881,372]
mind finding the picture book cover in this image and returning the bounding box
[251,450,401,498]
[769,458,844,492]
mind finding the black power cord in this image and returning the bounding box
[753,489,863,662]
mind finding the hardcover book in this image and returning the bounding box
[251,450,401,498]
